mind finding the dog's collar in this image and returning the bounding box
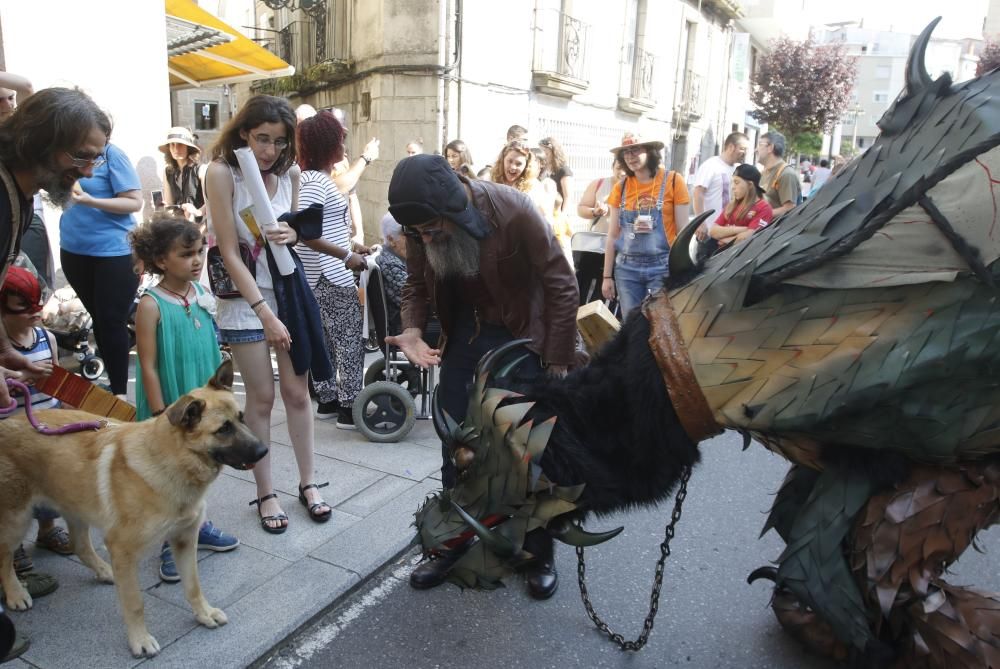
[643,291,723,443]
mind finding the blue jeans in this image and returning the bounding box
[614,253,668,317]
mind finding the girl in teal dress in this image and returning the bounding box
[130,212,239,583]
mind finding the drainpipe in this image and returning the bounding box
[438,0,450,154]
[454,0,463,140]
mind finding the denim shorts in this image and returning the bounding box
[218,328,265,345]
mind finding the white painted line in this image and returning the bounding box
[270,557,419,669]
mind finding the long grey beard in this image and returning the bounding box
[424,227,481,279]
[34,166,74,207]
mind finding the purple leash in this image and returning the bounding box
[0,377,106,434]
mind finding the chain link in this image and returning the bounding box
[576,464,692,652]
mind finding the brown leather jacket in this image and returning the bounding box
[400,177,579,366]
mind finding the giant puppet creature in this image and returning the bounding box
[415,18,1000,668]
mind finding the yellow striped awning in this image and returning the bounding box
[166,0,294,89]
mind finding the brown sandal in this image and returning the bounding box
[249,493,288,534]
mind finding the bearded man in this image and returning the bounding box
[0,87,111,407]
[386,153,579,599]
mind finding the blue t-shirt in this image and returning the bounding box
[59,143,140,257]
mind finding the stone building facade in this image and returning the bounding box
[249,0,755,242]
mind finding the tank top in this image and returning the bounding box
[213,165,292,330]
[135,282,222,421]
[7,327,59,412]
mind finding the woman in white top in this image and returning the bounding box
[576,157,626,233]
[294,111,367,428]
[205,95,329,534]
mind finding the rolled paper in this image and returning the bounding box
[234,147,295,276]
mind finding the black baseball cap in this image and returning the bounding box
[734,163,766,197]
[388,154,490,240]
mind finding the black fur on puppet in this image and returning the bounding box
[511,308,700,517]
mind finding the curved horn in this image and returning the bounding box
[474,338,533,381]
[746,565,778,585]
[431,387,458,444]
[904,17,941,95]
[547,516,624,547]
[451,502,515,558]
[668,210,715,278]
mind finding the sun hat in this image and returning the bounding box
[158,127,199,154]
[388,154,490,240]
[733,163,766,197]
[609,131,664,154]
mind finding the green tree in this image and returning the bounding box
[785,130,823,157]
[977,40,1000,77]
[752,37,858,136]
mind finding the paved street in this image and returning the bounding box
[3,352,442,669]
[258,430,1000,669]
[7,354,1000,668]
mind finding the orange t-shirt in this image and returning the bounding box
[607,168,690,243]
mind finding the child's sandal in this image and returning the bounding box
[249,493,288,534]
[298,482,332,523]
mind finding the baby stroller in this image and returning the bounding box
[571,230,621,317]
[354,251,439,443]
[41,286,106,381]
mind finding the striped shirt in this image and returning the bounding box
[7,326,59,412]
[295,170,354,289]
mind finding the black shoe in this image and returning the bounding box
[315,400,339,421]
[336,406,356,430]
[409,549,466,589]
[525,560,558,600]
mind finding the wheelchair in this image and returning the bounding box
[353,252,440,443]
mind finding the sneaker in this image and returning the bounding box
[158,542,180,583]
[315,400,339,420]
[336,405,356,430]
[197,521,239,552]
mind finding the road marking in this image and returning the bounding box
[270,557,418,669]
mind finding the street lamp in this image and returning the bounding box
[847,103,865,155]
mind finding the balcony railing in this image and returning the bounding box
[629,47,655,101]
[677,69,705,121]
[532,8,590,96]
[278,20,318,70]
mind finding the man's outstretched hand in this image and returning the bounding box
[385,328,441,368]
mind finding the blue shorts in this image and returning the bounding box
[218,328,265,345]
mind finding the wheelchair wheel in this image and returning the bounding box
[363,330,379,354]
[81,356,106,381]
[353,381,416,443]
[363,358,423,396]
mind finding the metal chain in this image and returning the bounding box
[576,464,692,652]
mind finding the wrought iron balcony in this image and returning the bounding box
[532,8,590,98]
[676,69,705,122]
[630,47,655,101]
[618,47,656,114]
[278,20,318,70]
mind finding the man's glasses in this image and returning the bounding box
[621,146,644,156]
[64,152,106,169]
[250,134,289,150]
[403,221,446,242]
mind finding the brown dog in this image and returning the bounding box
[0,360,267,657]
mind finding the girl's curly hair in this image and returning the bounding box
[490,140,537,192]
[129,210,203,276]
